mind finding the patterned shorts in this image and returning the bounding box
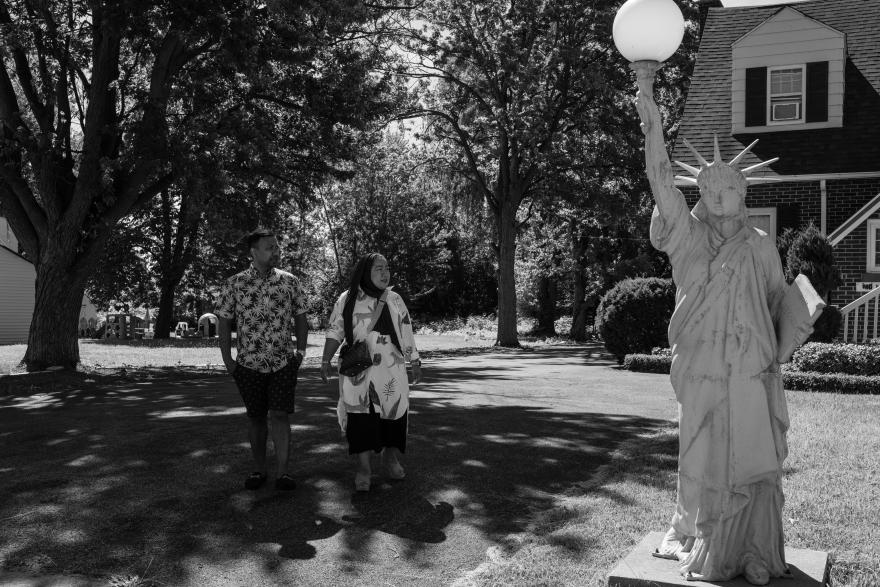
[232,356,300,418]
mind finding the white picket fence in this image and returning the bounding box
[841,285,880,343]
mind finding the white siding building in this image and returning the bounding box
[0,217,35,344]
[0,216,95,344]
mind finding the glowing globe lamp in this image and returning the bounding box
[612,0,685,63]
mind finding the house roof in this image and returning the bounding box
[0,243,30,265]
[672,0,880,176]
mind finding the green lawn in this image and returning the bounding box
[462,391,880,587]
[0,315,572,374]
[0,332,501,374]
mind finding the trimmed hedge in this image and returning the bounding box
[782,371,880,394]
[623,353,880,394]
[622,354,671,374]
[791,342,880,376]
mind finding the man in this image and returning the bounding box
[216,228,309,491]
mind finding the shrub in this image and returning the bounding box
[595,277,675,363]
[776,227,799,278]
[807,305,842,343]
[790,342,880,376]
[785,222,841,297]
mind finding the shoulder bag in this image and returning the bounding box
[338,290,387,377]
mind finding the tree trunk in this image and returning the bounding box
[495,200,519,347]
[24,260,86,371]
[151,187,200,338]
[570,266,590,341]
[569,224,590,341]
[534,275,557,337]
[153,281,177,339]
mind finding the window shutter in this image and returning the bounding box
[745,67,767,127]
[805,61,829,123]
[777,204,801,236]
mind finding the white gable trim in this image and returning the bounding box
[829,192,880,246]
[732,7,844,49]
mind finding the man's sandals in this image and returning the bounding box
[275,474,296,490]
[244,471,296,491]
[244,472,296,491]
[244,472,267,490]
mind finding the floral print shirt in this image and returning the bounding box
[215,265,308,373]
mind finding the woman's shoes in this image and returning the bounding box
[354,471,371,492]
[385,461,405,479]
[382,451,405,480]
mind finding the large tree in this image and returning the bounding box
[393,0,643,345]
[0,0,397,368]
[393,0,698,346]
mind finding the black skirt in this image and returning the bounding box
[345,410,408,455]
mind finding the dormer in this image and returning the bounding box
[731,7,845,134]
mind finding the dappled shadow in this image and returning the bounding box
[0,348,674,585]
[344,488,455,543]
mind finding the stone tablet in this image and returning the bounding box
[776,273,826,364]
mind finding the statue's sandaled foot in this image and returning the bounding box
[743,554,770,585]
[653,527,694,561]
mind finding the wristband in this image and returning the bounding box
[410,358,421,367]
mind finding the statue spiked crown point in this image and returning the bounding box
[675,135,781,184]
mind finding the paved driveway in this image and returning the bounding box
[0,344,678,587]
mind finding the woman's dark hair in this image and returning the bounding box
[246,228,275,249]
[343,254,380,344]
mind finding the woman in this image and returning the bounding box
[320,253,422,491]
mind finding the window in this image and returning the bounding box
[748,207,777,242]
[868,219,880,272]
[768,65,804,125]
[743,62,830,130]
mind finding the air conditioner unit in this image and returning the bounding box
[772,101,800,121]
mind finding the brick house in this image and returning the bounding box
[673,0,880,341]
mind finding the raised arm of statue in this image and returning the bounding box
[630,61,686,221]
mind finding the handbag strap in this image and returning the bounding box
[362,289,388,337]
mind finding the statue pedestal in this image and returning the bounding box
[608,532,829,587]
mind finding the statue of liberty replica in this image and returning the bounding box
[630,58,823,585]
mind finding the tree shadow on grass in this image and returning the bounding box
[0,352,675,585]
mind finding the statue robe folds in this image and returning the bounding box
[650,196,790,581]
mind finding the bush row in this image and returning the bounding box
[790,342,880,376]
[782,371,880,394]
[623,353,880,394]
[622,354,671,373]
